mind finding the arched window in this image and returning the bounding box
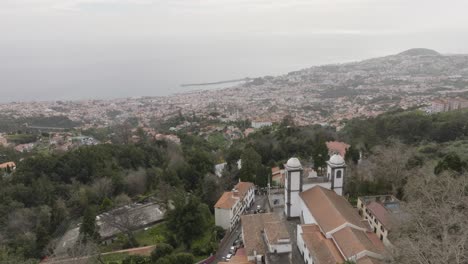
[336,170,342,178]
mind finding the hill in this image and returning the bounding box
[397,48,441,57]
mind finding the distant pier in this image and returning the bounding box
[181,78,250,87]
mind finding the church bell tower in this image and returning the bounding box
[284,157,303,218]
[326,154,346,196]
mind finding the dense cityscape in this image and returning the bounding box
[2,49,468,132]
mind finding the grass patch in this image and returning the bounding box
[6,134,37,144]
[100,252,129,264]
[99,224,166,253]
[99,223,212,262]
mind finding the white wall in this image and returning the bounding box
[290,191,302,217]
[269,242,292,254]
[303,182,331,192]
[300,198,317,225]
[297,226,314,264]
[291,171,301,190]
[215,208,231,230]
[333,168,344,195]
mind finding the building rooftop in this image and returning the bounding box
[328,154,346,166]
[326,141,350,157]
[367,201,394,230]
[214,192,238,209]
[264,221,290,244]
[241,213,288,256]
[214,181,254,210]
[301,224,344,264]
[357,256,383,264]
[0,161,16,169]
[286,157,302,170]
[300,186,367,233]
[234,181,255,199]
[331,226,386,259]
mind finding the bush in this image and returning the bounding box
[172,253,195,264]
[122,255,150,264]
[150,243,174,262]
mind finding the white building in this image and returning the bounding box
[214,162,227,178]
[214,181,255,230]
[357,195,401,247]
[284,155,345,218]
[282,155,387,263]
[297,186,387,264]
[251,121,272,129]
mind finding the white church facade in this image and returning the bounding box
[284,154,346,218]
[283,155,387,264]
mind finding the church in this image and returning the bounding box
[284,154,346,218]
[283,155,387,264]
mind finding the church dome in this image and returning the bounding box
[286,157,302,169]
[329,154,345,166]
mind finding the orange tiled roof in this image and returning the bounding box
[264,221,289,244]
[241,213,287,256]
[301,224,344,264]
[332,227,386,259]
[326,141,350,157]
[367,201,392,230]
[214,192,238,209]
[0,162,15,169]
[357,256,383,264]
[234,181,254,199]
[300,186,367,233]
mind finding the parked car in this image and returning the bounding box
[229,246,237,254]
[226,253,233,261]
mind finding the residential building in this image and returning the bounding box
[430,97,468,113]
[326,141,350,157]
[251,121,272,129]
[14,143,34,153]
[271,167,285,187]
[0,162,16,177]
[240,213,291,263]
[0,161,16,172]
[214,181,255,230]
[297,186,387,264]
[215,162,227,178]
[357,195,401,247]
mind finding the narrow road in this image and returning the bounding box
[212,194,268,263]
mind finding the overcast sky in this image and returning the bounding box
[2,0,468,102]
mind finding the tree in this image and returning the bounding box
[171,253,195,264]
[150,243,173,263]
[80,206,99,241]
[100,206,148,248]
[92,177,114,203]
[122,255,150,264]
[390,172,468,264]
[370,140,412,198]
[345,145,360,165]
[165,194,211,247]
[312,139,329,175]
[434,152,466,175]
[239,147,262,183]
[100,197,113,211]
[125,169,148,196]
[66,238,102,264]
